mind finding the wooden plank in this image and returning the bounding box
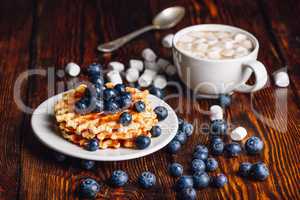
[0,0,32,199]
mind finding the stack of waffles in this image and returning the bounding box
[54,84,158,149]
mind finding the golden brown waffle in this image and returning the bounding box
[54,83,158,149]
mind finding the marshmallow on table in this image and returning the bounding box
[231,127,247,141]
[162,34,174,48]
[129,59,144,72]
[210,105,223,121]
[107,70,123,85]
[125,68,139,83]
[108,61,125,72]
[165,64,177,76]
[142,48,157,62]
[153,75,167,89]
[65,62,80,77]
[273,71,289,87]
[138,69,157,87]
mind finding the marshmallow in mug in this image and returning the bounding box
[142,48,157,62]
[65,62,81,77]
[106,70,123,85]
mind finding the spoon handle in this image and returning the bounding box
[97,25,155,52]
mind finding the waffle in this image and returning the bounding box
[54,84,158,149]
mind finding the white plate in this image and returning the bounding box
[31,92,178,161]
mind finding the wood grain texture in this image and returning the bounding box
[0,0,299,199]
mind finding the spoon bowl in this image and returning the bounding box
[153,6,186,29]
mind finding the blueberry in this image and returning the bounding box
[91,76,104,87]
[150,126,161,137]
[114,84,126,94]
[179,188,197,200]
[166,140,181,154]
[250,162,269,181]
[86,139,99,151]
[193,172,210,189]
[138,171,156,188]
[180,122,194,137]
[210,119,228,135]
[119,112,132,126]
[87,63,102,77]
[154,106,168,121]
[206,158,218,171]
[149,86,164,99]
[225,142,242,157]
[53,152,66,162]
[95,87,104,98]
[175,176,193,191]
[210,140,224,155]
[134,101,146,112]
[168,163,183,177]
[103,88,117,100]
[219,94,231,107]
[210,136,223,143]
[213,173,228,188]
[118,95,132,108]
[174,131,187,144]
[110,170,129,187]
[75,99,88,114]
[121,92,132,101]
[239,162,252,177]
[245,136,264,155]
[93,99,104,112]
[104,99,119,113]
[135,136,151,149]
[194,145,209,154]
[191,159,206,173]
[80,160,95,170]
[79,178,100,198]
[178,117,184,127]
[193,151,208,161]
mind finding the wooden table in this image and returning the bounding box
[1,0,299,199]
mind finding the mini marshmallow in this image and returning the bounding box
[274,71,290,87]
[138,69,157,87]
[207,50,221,60]
[153,75,167,89]
[195,43,209,52]
[165,64,177,76]
[144,61,159,71]
[125,68,139,83]
[231,127,247,141]
[157,58,170,70]
[241,39,253,50]
[65,62,80,77]
[107,70,123,84]
[234,33,247,42]
[222,49,234,57]
[142,48,157,62]
[108,61,125,72]
[179,35,194,43]
[210,105,223,121]
[162,34,174,48]
[129,59,144,72]
[223,41,234,50]
[234,46,249,58]
[207,37,218,46]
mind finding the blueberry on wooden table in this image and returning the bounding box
[191,159,206,173]
[174,130,187,144]
[180,122,194,137]
[206,158,218,172]
[134,101,146,112]
[239,162,252,177]
[135,136,151,149]
[193,172,210,189]
[193,146,209,161]
[210,139,224,155]
[212,173,228,188]
[110,170,129,187]
[179,187,197,200]
[149,86,164,99]
[225,142,242,157]
[210,119,228,135]
[245,136,264,155]
[219,94,231,107]
[250,162,269,181]
[154,106,168,121]
[86,139,99,151]
[175,176,194,191]
[138,171,156,189]
[194,144,209,154]
[150,126,162,137]
[168,163,183,177]
[78,178,101,198]
[119,112,132,126]
[80,160,95,170]
[167,139,181,154]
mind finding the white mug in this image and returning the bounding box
[172,24,268,98]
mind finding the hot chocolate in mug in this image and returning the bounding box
[172,24,268,98]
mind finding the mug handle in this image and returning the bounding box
[234,60,268,93]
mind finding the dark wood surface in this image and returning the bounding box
[0,0,299,199]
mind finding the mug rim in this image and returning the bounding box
[172,24,259,63]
